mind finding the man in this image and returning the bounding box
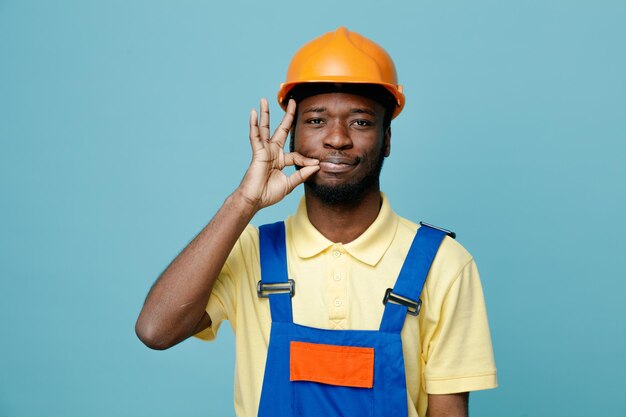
[136,27,497,417]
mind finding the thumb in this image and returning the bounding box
[285,165,320,193]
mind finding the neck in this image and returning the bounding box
[304,187,382,244]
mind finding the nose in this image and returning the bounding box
[324,120,352,150]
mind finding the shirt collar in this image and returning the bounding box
[289,193,399,266]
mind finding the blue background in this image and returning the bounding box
[1,1,625,416]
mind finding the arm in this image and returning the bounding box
[135,98,319,350]
[427,393,469,417]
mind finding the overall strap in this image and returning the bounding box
[259,221,293,323]
[379,224,451,333]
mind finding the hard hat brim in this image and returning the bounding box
[278,80,405,119]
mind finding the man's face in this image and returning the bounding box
[292,92,391,204]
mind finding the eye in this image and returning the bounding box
[305,118,324,125]
[352,119,373,127]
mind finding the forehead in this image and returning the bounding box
[297,92,384,116]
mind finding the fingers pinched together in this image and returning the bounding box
[242,98,319,209]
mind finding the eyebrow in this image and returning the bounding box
[350,108,376,117]
[302,106,327,114]
[302,107,377,117]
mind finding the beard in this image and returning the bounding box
[304,148,386,206]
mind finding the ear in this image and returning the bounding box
[383,126,391,157]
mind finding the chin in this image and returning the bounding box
[305,179,378,205]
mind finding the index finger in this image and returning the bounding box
[271,99,296,148]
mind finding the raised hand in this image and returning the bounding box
[136,99,320,351]
[238,98,320,210]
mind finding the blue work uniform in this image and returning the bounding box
[256,221,451,417]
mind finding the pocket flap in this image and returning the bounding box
[290,341,374,388]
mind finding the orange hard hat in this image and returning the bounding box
[277,27,405,119]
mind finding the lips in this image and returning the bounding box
[318,155,358,174]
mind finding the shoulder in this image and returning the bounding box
[224,224,260,272]
[397,215,475,295]
[397,216,473,264]
[238,224,260,247]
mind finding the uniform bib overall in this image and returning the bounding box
[257,222,450,417]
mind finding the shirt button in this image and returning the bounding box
[334,298,343,307]
[332,250,341,258]
[333,273,342,281]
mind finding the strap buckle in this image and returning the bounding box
[383,288,422,316]
[419,222,456,239]
[257,279,296,298]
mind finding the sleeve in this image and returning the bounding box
[194,262,236,341]
[194,225,258,341]
[423,259,498,394]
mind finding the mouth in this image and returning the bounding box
[318,156,358,174]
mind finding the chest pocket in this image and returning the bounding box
[290,341,375,417]
[290,341,374,387]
